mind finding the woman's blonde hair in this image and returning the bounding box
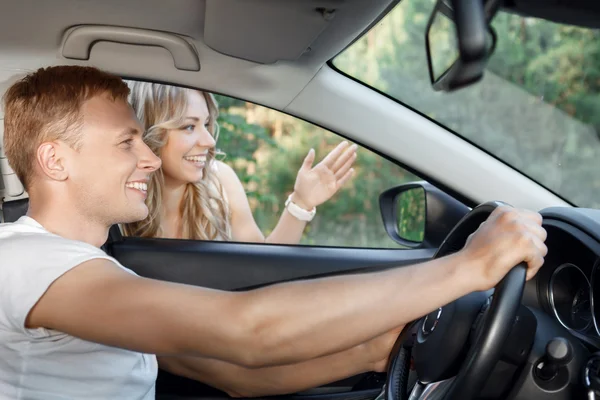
[121,81,231,240]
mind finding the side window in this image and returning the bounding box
[213,95,422,249]
[122,80,425,249]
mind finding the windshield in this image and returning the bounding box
[333,0,600,208]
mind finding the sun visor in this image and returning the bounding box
[203,0,338,64]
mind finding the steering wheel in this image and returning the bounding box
[385,201,527,400]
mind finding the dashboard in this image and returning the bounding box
[523,207,600,350]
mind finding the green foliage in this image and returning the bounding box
[396,188,426,243]
[213,95,277,209]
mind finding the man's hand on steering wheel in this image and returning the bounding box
[458,206,548,292]
[364,206,548,376]
[383,204,549,400]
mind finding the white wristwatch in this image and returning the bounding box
[285,194,316,222]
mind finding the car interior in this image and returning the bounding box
[1,0,600,399]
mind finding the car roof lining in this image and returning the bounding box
[0,0,597,112]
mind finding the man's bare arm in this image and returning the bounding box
[159,348,371,398]
[158,326,401,398]
[27,207,547,368]
[26,253,456,367]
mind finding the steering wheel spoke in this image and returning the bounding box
[408,378,454,400]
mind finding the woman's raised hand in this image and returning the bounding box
[291,141,358,210]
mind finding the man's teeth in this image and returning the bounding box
[185,156,206,162]
[126,182,148,191]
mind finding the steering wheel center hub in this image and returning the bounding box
[414,291,491,383]
[422,308,443,336]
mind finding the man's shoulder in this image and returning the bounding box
[0,217,102,254]
[0,217,123,277]
[0,216,53,236]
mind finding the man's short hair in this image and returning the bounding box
[2,65,130,190]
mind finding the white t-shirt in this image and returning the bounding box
[0,216,158,399]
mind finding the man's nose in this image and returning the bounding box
[139,143,161,171]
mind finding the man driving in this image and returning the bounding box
[0,65,547,399]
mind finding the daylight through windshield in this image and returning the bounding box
[334,0,600,208]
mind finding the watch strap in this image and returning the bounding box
[285,194,316,222]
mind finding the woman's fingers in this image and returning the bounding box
[335,152,357,180]
[300,148,316,172]
[331,144,358,173]
[320,141,351,169]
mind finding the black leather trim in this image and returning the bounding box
[2,198,29,222]
[108,237,435,290]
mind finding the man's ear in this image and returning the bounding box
[37,142,69,181]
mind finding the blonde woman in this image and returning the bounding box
[122,81,358,244]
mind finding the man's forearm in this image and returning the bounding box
[218,252,472,367]
[158,341,377,398]
[110,251,470,368]
[208,206,545,369]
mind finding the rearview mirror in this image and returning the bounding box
[425,0,499,91]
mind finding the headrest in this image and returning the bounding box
[2,197,28,222]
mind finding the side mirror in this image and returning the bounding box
[425,0,500,91]
[379,181,471,248]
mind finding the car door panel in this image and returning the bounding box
[108,237,435,290]
[106,238,433,399]
[155,371,384,400]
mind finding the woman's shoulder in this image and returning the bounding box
[211,160,239,185]
[210,160,247,207]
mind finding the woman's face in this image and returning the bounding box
[160,90,216,187]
